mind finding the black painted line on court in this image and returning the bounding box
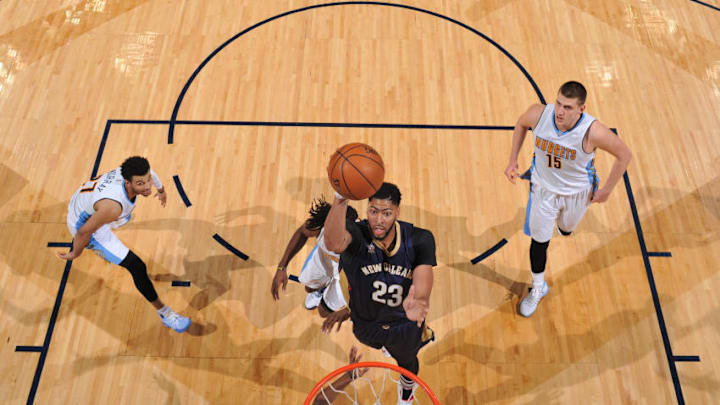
[46,242,72,248]
[21,259,73,405]
[648,252,672,257]
[15,346,43,353]
[172,175,192,207]
[471,238,508,264]
[289,274,300,283]
[109,118,513,131]
[167,1,545,144]
[212,233,250,261]
[623,161,687,404]
[690,0,720,12]
[171,280,191,287]
[674,355,701,362]
[91,120,112,179]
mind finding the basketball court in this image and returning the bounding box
[1,1,719,403]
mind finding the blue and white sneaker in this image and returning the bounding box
[304,289,324,310]
[519,282,549,317]
[161,310,191,333]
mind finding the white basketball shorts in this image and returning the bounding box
[524,183,592,243]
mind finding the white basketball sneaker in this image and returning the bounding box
[396,380,417,405]
[161,310,191,333]
[304,289,323,310]
[519,281,549,317]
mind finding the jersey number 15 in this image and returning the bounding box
[546,154,562,169]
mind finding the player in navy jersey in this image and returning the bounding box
[324,182,436,405]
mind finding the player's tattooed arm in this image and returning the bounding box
[57,199,121,260]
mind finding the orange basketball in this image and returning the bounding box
[327,143,385,200]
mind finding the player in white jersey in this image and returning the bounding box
[58,156,191,333]
[504,81,632,317]
[271,197,357,330]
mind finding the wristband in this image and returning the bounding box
[334,191,347,201]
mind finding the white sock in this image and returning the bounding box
[531,271,545,288]
[157,306,171,318]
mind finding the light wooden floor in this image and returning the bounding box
[1,0,719,404]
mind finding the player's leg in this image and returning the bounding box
[298,249,333,310]
[384,322,431,404]
[521,184,558,317]
[88,225,191,333]
[557,188,592,236]
[317,276,346,318]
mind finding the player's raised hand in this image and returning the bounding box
[321,307,350,334]
[270,268,289,300]
[345,346,369,379]
[403,285,429,327]
[504,160,519,184]
[155,189,167,207]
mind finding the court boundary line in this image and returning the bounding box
[172,175,192,207]
[15,253,73,405]
[471,238,508,264]
[618,129,698,405]
[165,1,546,144]
[690,0,720,12]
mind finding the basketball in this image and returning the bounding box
[327,143,385,200]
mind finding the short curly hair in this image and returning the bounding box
[120,156,150,181]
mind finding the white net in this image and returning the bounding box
[308,366,430,405]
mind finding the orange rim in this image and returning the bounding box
[304,361,439,405]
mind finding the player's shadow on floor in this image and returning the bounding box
[69,320,344,401]
[127,205,305,329]
[1,251,347,403]
[426,175,720,402]
[0,163,29,209]
[152,253,263,311]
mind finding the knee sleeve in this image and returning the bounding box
[558,227,572,236]
[530,239,549,274]
[119,251,159,302]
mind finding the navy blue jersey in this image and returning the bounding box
[340,219,436,324]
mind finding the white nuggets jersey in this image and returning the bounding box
[67,168,135,231]
[308,228,340,272]
[530,104,598,195]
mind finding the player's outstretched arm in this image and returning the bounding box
[586,122,633,203]
[403,265,433,327]
[57,199,121,261]
[324,193,353,254]
[271,225,318,300]
[311,346,368,405]
[150,169,167,207]
[505,104,544,184]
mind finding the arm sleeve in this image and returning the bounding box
[150,169,163,189]
[412,229,437,267]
